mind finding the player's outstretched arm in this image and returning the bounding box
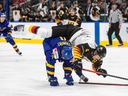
[92,60,107,77]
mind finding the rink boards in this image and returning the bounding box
[0,22,128,46]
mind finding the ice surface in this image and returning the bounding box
[0,43,128,96]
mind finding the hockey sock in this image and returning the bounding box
[13,44,22,55]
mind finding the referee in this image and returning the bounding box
[107,3,123,46]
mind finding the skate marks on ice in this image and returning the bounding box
[0,43,128,96]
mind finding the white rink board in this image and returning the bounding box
[9,22,128,44]
[11,22,95,39]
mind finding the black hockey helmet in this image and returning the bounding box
[94,45,107,59]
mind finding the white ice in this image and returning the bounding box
[0,43,128,96]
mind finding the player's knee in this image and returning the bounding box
[5,37,15,45]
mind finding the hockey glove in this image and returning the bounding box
[92,60,102,71]
[73,59,82,72]
[96,68,107,78]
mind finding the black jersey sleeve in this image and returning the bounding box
[77,43,94,57]
[52,25,81,40]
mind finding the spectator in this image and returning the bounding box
[123,7,128,22]
[120,1,128,22]
[12,4,21,22]
[0,3,5,13]
[49,1,56,22]
[11,0,25,6]
[35,11,42,22]
[115,0,123,4]
[89,5,101,21]
[55,1,69,25]
[8,0,127,22]
[68,8,82,27]
[97,0,107,14]
[85,0,93,21]
[26,4,35,22]
[73,1,84,19]
[37,0,49,21]
[107,0,117,15]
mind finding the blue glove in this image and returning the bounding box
[48,77,59,86]
[96,68,107,78]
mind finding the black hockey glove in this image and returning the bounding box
[13,25,24,31]
[96,68,107,78]
[73,59,82,72]
[93,60,103,70]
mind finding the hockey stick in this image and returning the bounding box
[79,82,128,86]
[82,68,128,81]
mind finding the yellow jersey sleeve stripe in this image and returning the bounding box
[46,62,54,68]
[64,67,73,71]
[46,70,54,75]
[73,50,80,54]
[74,54,81,59]
[73,46,81,59]
[74,47,80,52]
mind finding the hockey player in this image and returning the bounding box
[28,24,107,82]
[0,12,22,55]
[43,37,74,86]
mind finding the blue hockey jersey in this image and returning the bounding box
[0,19,11,34]
[43,37,72,64]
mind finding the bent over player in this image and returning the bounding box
[0,12,22,55]
[43,37,74,86]
[29,24,107,82]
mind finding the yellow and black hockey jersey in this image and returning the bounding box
[73,43,103,71]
